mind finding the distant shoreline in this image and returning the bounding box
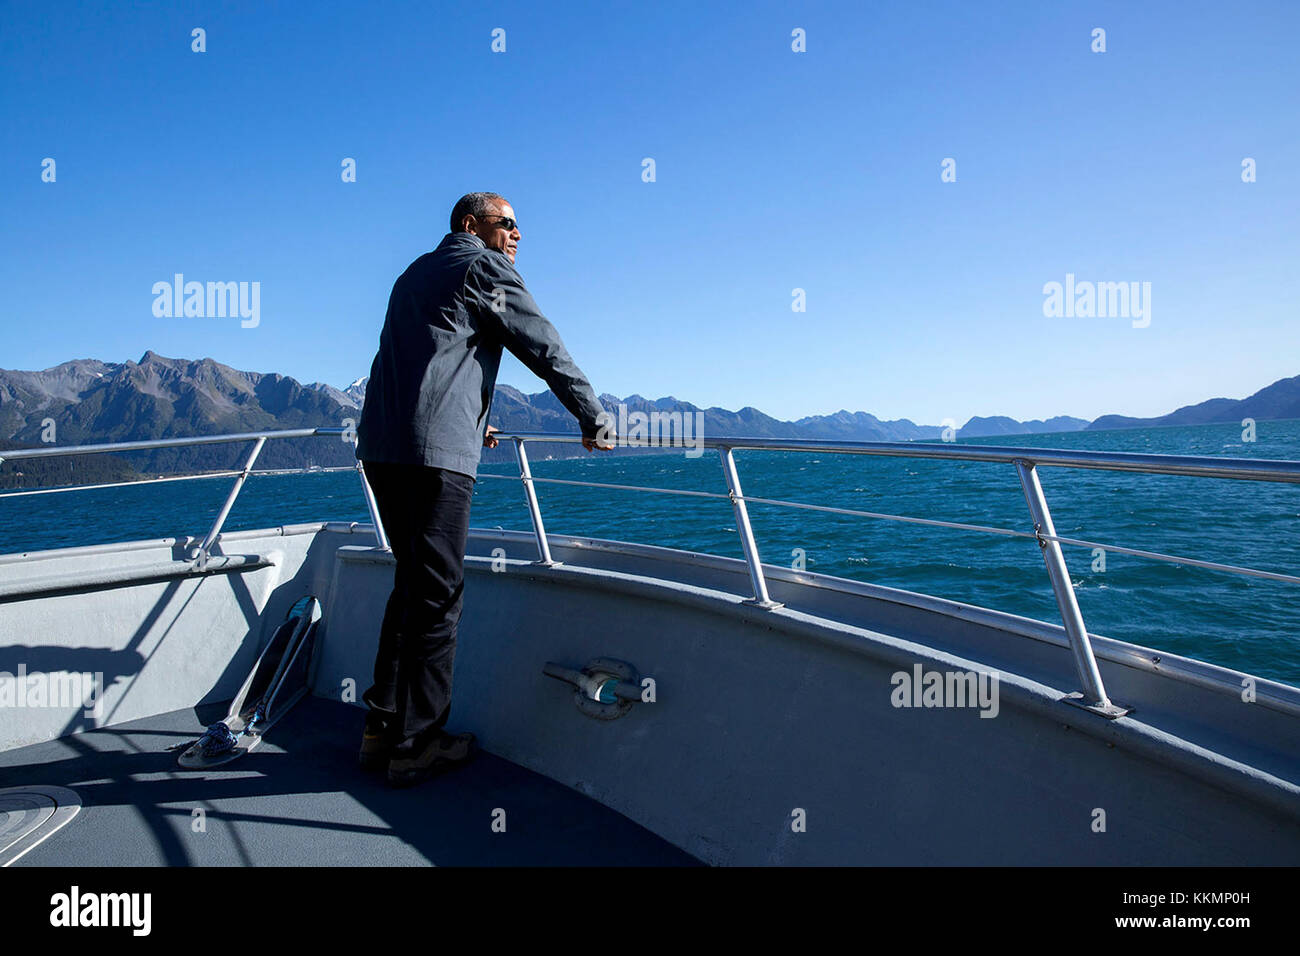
[4,418,1299,494]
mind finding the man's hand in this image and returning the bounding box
[583,431,616,452]
[483,425,499,449]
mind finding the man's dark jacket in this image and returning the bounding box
[356,232,606,478]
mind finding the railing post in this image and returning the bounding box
[354,458,389,551]
[514,439,556,566]
[719,447,780,608]
[194,437,266,570]
[1015,459,1126,717]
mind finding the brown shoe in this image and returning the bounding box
[387,730,476,788]
[358,711,392,772]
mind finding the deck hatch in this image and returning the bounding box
[0,785,81,867]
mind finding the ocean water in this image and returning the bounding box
[3,420,1298,688]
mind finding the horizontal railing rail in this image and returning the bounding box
[494,432,1300,483]
[4,425,1298,716]
[0,427,348,461]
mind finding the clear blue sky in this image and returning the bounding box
[2,0,1296,425]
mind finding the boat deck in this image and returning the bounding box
[0,696,700,866]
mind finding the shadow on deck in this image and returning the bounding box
[0,696,702,867]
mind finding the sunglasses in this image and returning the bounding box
[478,215,518,232]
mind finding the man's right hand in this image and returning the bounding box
[583,432,617,452]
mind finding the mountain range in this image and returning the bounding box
[1087,373,1300,430]
[336,377,1089,442]
[1,351,1296,487]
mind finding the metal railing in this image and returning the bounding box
[0,427,386,561]
[4,427,1300,718]
[477,431,1300,719]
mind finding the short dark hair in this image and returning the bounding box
[450,192,506,233]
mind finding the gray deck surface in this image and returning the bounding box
[0,696,701,866]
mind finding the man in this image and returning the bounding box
[355,192,614,787]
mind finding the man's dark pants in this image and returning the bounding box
[360,461,475,757]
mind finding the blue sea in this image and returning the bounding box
[4,421,1299,688]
